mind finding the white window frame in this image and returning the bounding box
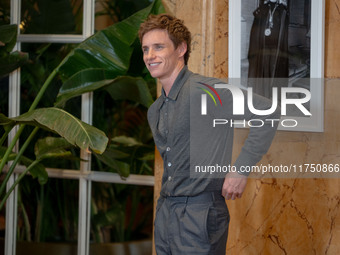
[6,1,154,255]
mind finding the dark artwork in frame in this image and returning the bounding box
[229,0,324,132]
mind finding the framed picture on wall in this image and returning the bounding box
[228,0,325,132]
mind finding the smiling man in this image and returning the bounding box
[139,14,280,255]
[141,24,188,95]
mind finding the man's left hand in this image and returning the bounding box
[222,172,248,200]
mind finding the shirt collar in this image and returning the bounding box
[161,65,191,101]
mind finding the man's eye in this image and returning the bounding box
[143,48,148,54]
[155,45,163,50]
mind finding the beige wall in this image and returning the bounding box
[153,0,340,254]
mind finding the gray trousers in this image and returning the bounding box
[154,191,230,255]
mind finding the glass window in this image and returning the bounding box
[19,43,81,170]
[20,0,83,35]
[16,177,79,250]
[19,43,78,112]
[0,77,9,119]
[94,0,152,31]
[89,183,153,254]
[4,1,157,254]
[0,0,10,25]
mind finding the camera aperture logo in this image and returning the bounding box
[197,82,312,128]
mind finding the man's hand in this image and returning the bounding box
[222,172,248,200]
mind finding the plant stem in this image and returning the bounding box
[28,68,58,112]
[0,127,39,198]
[0,158,42,211]
[0,126,13,147]
[0,124,26,175]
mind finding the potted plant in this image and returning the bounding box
[0,0,164,254]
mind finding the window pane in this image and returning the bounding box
[0,0,10,25]
[0,76,9,129]
[94,0,152,31]
[16,177,79,254]
[89,182,153,254]
[91,0,157,173]
[20,0,83,35]
[0,77,9,239]
[91,89,155,176]
[0,0,10,136]
[0,76,9,146]
[20,42,79,112]
[20,43,81,170]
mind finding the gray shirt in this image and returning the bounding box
[148,66,280,197]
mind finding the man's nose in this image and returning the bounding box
[145,49,155,59]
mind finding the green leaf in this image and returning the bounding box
[55,68,119,106]
[0,51,29,78]
[152,0,166,14]
[0,113,14,126]
[56,2,153,80]
[100,146,130,160]
[26,162,48,185]
[137,153,155,161]
[55,0,164,101]
[0,24,29,78]
[10,108,108,154]
[111,136,143,147]
[94,148,130,177]
[93,206,124,227]
[104,76,154,108]
[56,71,154,108]
[34,137,73,160]
[0,24,17,53]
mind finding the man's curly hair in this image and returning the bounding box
[138,14,191,65]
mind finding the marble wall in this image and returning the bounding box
[152,0,340,254]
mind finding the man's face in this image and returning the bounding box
[142,29,184,80]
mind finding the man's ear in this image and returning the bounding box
[178,42,187,57]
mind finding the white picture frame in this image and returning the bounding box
[228,0,325,132]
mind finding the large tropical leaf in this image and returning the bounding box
[54,0,164,102]
[34,137,73,160]
[103,76,154,108]
[94,135,154,177]
[55,71,154,108]
[56,0,163,80]
[0,108,108,154]
[25,161,47,185]
[0,51,29,78]
[111,136,143,147]
[94,147,130,177]
[0,24,29,78]
[0,24,17,53]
